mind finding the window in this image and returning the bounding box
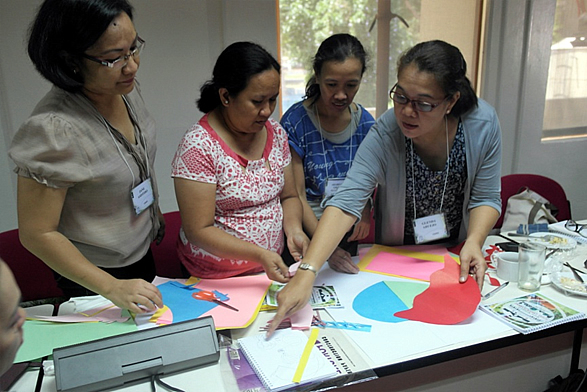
[542,0,587,140]
[278,0,483,118]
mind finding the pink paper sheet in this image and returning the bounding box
[358,244,447,281]
[394,254,481,325]
[195,274,272,330]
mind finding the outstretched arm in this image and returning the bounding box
[267,206,357,337]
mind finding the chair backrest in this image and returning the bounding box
[150,211,184,278]
[495,174,572,229]
[0,229,64,302]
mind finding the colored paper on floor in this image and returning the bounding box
[394,254,481,324]
[358,244,447,281]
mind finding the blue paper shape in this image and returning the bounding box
[352,281,409,323]
[158,281,216,323]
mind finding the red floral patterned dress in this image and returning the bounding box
[171,115,290,278]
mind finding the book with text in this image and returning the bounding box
[480,292,585,334]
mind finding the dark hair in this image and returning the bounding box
[27,0,134,93]
[197,42,281,113]
[305,33,368,100]
[397,40,477,117]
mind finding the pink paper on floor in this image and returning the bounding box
[394,254,481,325]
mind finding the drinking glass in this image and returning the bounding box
[517,242,546,291]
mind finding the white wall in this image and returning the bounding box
[0,0,277,233]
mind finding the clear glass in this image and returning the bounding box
[542,0,587,140]
[389,87,441,112]
[82,37,145,69]
[518,242,547,291]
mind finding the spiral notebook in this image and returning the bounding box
[237,329,338,391]
[479,292,585,334]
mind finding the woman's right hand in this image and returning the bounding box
[267,270,315,337]
[259,250,291,283]
[104,279,164,314]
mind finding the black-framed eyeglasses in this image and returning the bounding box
[389,83,447,113]
[565,220,587,238]
[82,36,145,69]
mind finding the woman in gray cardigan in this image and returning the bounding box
[269,40,502,335]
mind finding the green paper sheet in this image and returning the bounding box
[15,316,137,363]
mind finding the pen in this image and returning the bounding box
[483,281,509,300]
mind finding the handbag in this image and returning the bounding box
[501,187,558,232]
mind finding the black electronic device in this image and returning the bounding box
[53,316,219,392]
[495,241,519,252]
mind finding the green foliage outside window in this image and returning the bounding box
[279,0,421,109]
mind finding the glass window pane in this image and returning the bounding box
[542,0,587,140]
[278,0,482,118]
[278,0,420,117]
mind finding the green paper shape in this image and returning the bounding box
[15,314,137,363]
[384,280,428,307]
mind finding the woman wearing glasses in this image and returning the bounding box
[9,0,164,313]
[269,40,502,335]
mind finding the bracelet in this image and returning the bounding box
[298,263,318,275]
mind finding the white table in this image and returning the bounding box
[9,232,587,392]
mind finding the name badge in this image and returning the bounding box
[131,178,154,215]
[324,178,345,198]
[412,213,450,244]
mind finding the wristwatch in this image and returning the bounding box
[298,263,318,275]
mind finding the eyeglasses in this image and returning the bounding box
[389,84,446,113]
[82,36,145,69]
[565,220,587,238]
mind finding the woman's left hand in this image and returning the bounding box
[458,240,487,290]
[347,220,370,242]
[286,230,310,262]
[155,210,166,245]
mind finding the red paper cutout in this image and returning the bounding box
[394,254,480,325]
[486,273,501,287]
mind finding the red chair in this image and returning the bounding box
[0,228,64,302]
[495,174,572,229]
[359,188,378,245]
[150,211,184,278]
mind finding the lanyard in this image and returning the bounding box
[411,116,450,220]
[313,104,354,180]
[97,96,151,186]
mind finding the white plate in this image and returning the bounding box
[551,271,587,297]
[527,233,577,250]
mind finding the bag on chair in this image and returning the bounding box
[501,187,558,232]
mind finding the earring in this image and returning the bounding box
[224,101,229,104]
